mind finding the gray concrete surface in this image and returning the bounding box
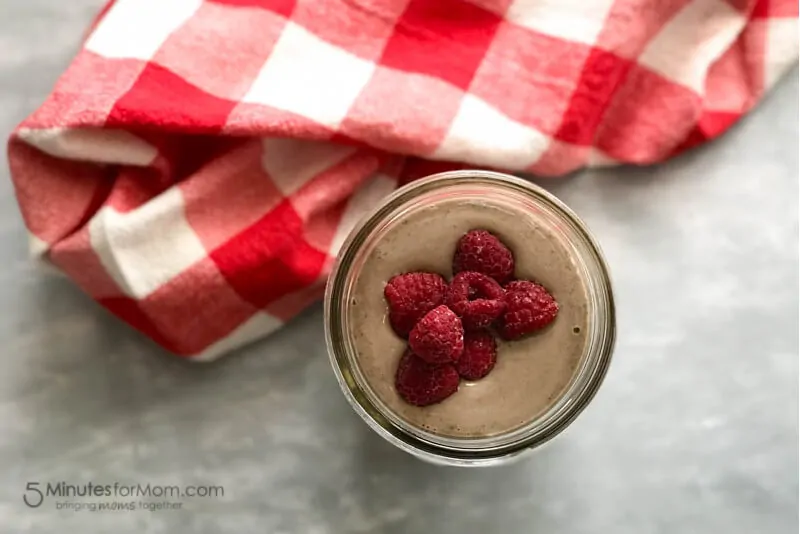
[0,2,797,533]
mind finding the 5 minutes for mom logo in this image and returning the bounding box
[23,481,224,512]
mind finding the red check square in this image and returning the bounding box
[210,200,328,309]
[181,139,284,252]
[7,140,108,246]
[752,0,799,18]
[21,52,145,128]
[595,65,700,162]
[470,21,592,135]
[50,226,125,299]
[100,296,181,354]
[292,0,407,61]
[137,257,259,355]
[106,63,239,133]
[207,0,296,17]
[379,0,503,90]
[341,66,465,155]
[103,166,173,214]
[225,102,335,138]
[554,48,634,146]
[153,0,289,100]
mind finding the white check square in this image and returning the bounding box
[764,18,799,89]
[85,0,202,60]
[261,137,355,196]
[638,0,746,92]
[242,22,376,128]
[89,188,208,299]
[434,95,551,169]
[506,0,617,46]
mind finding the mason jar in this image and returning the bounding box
[324,170,616,467]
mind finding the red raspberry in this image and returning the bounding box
[456,331,497,381]
[445,271,506,330]
[395,349,459,407]
[499,280,559,340]
[408,305,464,364]
[384,272,447,337]
[453,229,514,284]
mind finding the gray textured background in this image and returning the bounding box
[0,2,797,533]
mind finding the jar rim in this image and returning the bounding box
[324,170,616,466]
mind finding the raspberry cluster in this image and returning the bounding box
[383,229,559,406]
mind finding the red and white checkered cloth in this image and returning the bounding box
[6,0,797,360]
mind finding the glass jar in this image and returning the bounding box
[324,170,616,467]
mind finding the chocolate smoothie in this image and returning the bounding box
[348,199,590,439]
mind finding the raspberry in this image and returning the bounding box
[395,349,460,406]
[456,331,497,381]
[499,280,559,340]
[445,271,506,330]
[384,272,447,337]
[453,229,514,284]
[408,305,464,364]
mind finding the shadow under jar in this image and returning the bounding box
[325,170,616,467]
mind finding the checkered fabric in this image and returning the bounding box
[6,0,797,360]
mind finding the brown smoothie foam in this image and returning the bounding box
[348,199,589,438]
